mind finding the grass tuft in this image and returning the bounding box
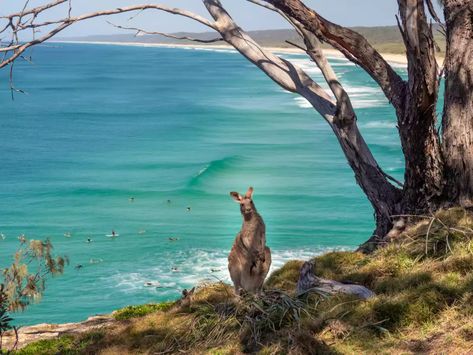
[112,301,175,320]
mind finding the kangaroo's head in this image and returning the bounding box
[230,187,256,220]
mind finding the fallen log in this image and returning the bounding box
[296,261,375,299]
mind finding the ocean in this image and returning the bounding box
[0,43,406,325]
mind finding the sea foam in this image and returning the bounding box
[105,247,345,296]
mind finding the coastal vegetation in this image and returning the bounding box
[15,208,473,354]
[0,239,66,353]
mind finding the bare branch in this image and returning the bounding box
[107,21,223,43]
[68,0,72,18]
[254,0,356,124]
[284,40,306,52]
[204,0,335,118]
[425,0,443,24]
[246,0,304,37]
[397,0,438,98]
[249,0,351,107]
[1,0,68,20]
[264,0,407,115]
[0,4,217,69]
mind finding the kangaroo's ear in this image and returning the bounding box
[230,192,242,203]
[245,186,254,199]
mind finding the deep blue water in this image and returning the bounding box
[0,43,406,325]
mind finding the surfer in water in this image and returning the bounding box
[106,230,118,238]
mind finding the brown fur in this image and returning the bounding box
[228,187,271,294]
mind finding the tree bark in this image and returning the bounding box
[442,0,473,208]
[396,0,444,211]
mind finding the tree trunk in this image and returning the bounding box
[335,120,402,252]
[442,1,473,208]
[398,104,444,211]
[396,0,444,211]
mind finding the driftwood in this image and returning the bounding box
[296,261,375,300]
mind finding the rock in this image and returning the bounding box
[2,314,115,350]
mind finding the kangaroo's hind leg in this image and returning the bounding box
[228,263,243,295]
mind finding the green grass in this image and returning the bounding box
[17,332,104,355]
[16,336,76,355]
[112,301,175,320]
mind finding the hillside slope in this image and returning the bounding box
[14,208,473,354]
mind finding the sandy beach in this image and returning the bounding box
[51,40,410,66]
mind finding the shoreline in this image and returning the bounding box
[50,40,410,66]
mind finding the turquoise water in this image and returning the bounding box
[0,43,405,325]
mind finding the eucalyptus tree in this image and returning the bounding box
[1,0,472,251]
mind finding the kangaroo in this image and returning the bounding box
[228,187,271,295]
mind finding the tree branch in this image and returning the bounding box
[398,0,438,98]
[246,0,304,37]
[1,0,68,20]
[107,21,223,43]
[204,0,401,232]
[264,0,407,115]
[248,0,356,123]
[204,0,336,118]
[424,0,443,24]
[0,3,217,68]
